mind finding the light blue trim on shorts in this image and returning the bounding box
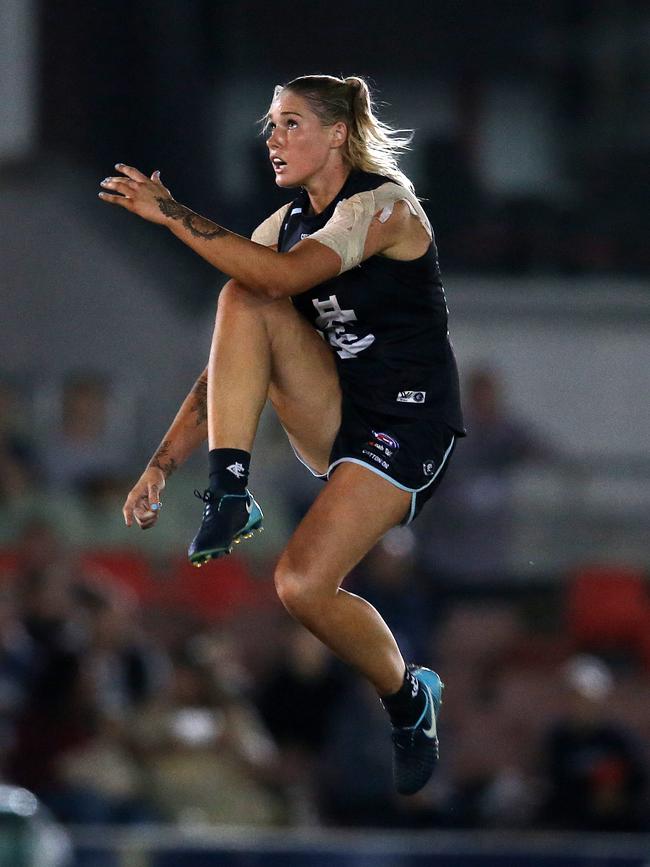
[290,442,327,479]
[292,435,455,525]
[323,435,456,526]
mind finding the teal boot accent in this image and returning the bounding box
[188,489,263,566]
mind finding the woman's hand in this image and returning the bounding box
[123,466,166,530]
[99,164,177,225]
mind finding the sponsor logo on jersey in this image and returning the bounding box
[372,431,399,450]
[423,459,437,476]
[397,390,426,404]
[300,232,311,240]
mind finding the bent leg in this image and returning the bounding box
[274,461,412,696]
[208,280,341,471]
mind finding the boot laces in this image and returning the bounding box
[194,488,218,519]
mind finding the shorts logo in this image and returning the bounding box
[423,459,437,476]
[372,431,399,451]
[397,390,426,404]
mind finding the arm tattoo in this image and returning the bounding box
[156,197,227,240]
[190,376,208,427]
[149,440,178,479]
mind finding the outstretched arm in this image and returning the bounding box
[123,367,208,529]
[98,165,419,298]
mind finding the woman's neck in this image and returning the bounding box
[305,163,352,215]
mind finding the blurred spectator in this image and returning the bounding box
[2,519,158,823]
[0,377,40,504]
[73,583,167,722]
[47,586,167,824]
[6,521,92,809]
[39,371,134,495]
[0,588,38,770]
[130,639,284,825]
[255,623,346,823]
[432,602,541,829]
[317,677,405,827]
[416,365,551,583]
[539,655,648,831]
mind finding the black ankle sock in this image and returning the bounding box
[381,667,427,728]
[208,448,250,494]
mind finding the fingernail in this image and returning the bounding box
[115,163,123,169]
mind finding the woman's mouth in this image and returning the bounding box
[272,157,287,173]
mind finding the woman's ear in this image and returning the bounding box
[330,122,348,149]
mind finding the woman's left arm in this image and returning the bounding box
[99,164,342,297]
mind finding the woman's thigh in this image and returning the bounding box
[261,296,341,474]
[278,460,412,590]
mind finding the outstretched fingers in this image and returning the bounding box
[114,162,149,182]
[98,163,173,224]
[98,164,147,204]
[98,191,132,207]
[99,176,137,202]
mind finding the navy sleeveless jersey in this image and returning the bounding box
[278,171,465,435]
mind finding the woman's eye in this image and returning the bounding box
[287,119,297,129]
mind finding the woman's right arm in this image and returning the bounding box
[123,367,208,529]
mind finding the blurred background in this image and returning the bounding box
[1,1,650,865]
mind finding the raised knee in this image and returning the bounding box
[217,280,251,313]
[216,279,275,323]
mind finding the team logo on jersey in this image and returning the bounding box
[312,295,375,360]
[372,431,399,451]
[397,390,426,404]
[423,459,437,476]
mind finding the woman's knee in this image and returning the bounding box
[216,279,256,317]
[274,558,329,620]
[216,279,285,328]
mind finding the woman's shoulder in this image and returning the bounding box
[250,202,293,246]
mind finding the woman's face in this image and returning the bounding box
[265,90,346,188]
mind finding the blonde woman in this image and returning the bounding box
[100,75,465,796]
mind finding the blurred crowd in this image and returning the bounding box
[1,367,649,832]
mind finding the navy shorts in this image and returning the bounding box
[293,395,457,525]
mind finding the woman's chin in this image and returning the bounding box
[275,173,300,189]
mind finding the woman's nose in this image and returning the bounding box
[267,127,283,147]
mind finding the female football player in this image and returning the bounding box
[99,75,465,795]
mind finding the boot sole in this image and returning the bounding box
[190,519,264,567]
